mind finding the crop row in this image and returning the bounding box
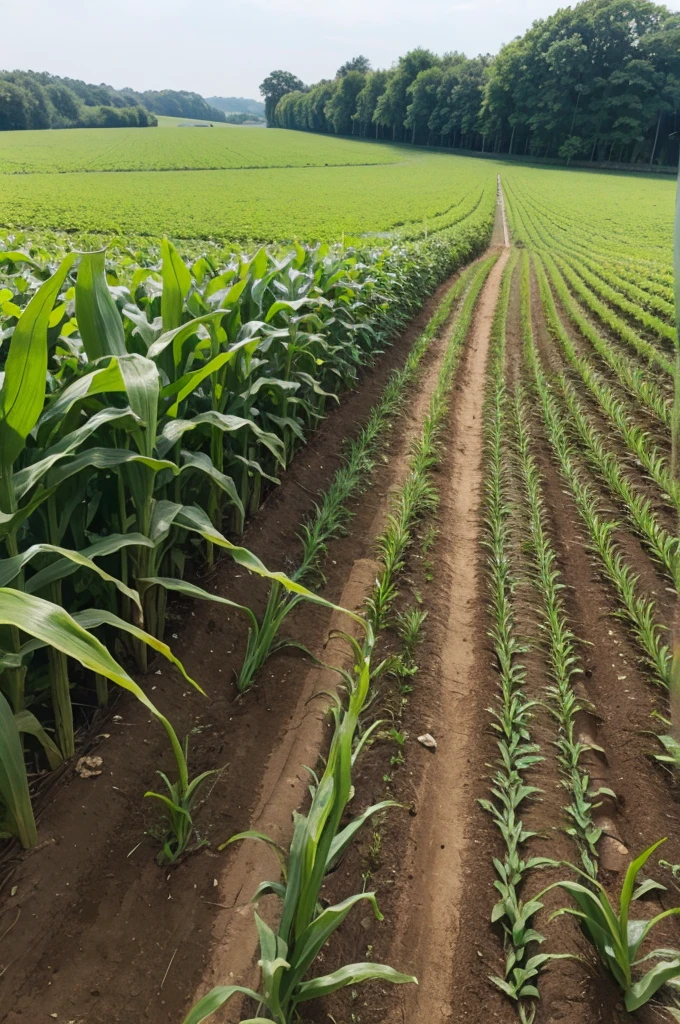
[0,217,493,853]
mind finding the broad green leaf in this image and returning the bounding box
[25,533,153,594]
[327,800,399,869]
[75,250,126,361]
[146,310,228,362]
[625,957,680,1011]
[0,254,76,468]
[179,451,243,515]
[117,354,159,455]
[0,690,37,848]
[72,607,205,695]
[46,448,177,489]
[157,410,283,461]
[171,503,362,621]
[40,360,126,427]
[161,238,192,331]
[14,708,63,770]
[294,962,417,1003]
[620,838,667,939]
[282,892,383,999]
[0,542,141,609]
[0,251,37,267]
[181,986,264,1024]
[138,576,258,630]
[162,336,262,417]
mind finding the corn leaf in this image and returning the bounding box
[293,963,417,1003]
[75,249,126,360]
[13,708,63,770]
[0,690,37,848]
[181,986,264,1024]
[0,253,76,468]
[25,533,153,594]
[625,958,680,1011]
[161,238,192,332]
[0,542,142,609]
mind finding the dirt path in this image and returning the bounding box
[393,246,511,1022]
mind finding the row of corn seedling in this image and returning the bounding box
[521,253,672,693]
[479,250,562,1024]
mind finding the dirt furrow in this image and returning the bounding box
[369,246,510,1023]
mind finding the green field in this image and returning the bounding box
[0,126,674,258]
[0,129,496,242]
[0,124,401,174]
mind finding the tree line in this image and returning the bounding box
[0,70,230,131]
[260,0,680,167]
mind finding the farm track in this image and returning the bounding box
[0,264,476,1024]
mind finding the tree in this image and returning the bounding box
[406,66,443,144]
[259,70,306,126]
[353,70,388,137]
[337,55,372,77]
[0,81,29,131]
[374,49,437,141]
[46,83,81,124]
[325,71,366,134]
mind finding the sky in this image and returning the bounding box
[2,0,680,101]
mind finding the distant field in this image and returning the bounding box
[0,125,401,174]
[0,137,495,242]
[1,126,674,255]
[155,115,234,128]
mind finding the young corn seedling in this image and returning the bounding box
[182,629,417,1024]
[544,839,680,1012]
[481,251,564,1023]
[144,735,217,865]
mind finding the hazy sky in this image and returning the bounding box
[3,0,680,100]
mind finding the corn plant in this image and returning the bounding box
[182,629,417,1024]
[544,840,680,1011]
[669,160,680,754]
[480,251,566,1024]
[232,263,476,691]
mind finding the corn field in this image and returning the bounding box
[1,123,680,1024]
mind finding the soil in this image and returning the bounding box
[3,188,680,1024]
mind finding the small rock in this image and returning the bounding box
[418,733,437,751]
[75,756,103,779]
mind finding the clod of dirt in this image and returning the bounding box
[75,756,103,779]
[417,733,437,751]
[599,833,629,873]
